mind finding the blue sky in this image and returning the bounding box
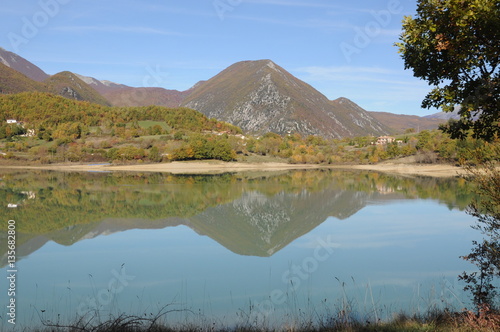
[0,0,437,116]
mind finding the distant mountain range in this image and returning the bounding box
[370,112,446,133]
[424,108,462,121]
[0,48,110,106]
[73,73,190,107]
[0,47,455,137]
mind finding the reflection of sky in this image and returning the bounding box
[2,199,479,329]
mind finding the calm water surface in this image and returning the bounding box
[0,169,479,329]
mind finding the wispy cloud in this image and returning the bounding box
[51,25,185,37]
[246,0,401,16]
[34,58,144,67]
[244,0,347,9]
[292,65,431,111]
[226,14,351,31]
[295,65,406,83]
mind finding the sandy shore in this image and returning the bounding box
[345,162,467,177]
[0,161,320,174]
[0,160,467,177]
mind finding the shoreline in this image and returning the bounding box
[0,160,467,177]
[346,162,467,177]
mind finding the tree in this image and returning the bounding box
[416,130,432,150]
[148,146,162,162]
[0,125,6,139]
[397,0,500,141]
[212,138,236,162]
[459,157,500,310]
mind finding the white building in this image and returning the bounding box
[375,136,396,145]
[21,129,36,137]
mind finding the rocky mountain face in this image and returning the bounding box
[0,47,49,82]
[181,60,390,139]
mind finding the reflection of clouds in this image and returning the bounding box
[291,204,473,250]
[339,239,419,249]
[313,203,476,250]
[329,271,467,291]
[294,236,341,249]
[368,278,419,288]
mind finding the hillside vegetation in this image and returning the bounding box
[0,63,48,94]
[0,92,241,163]
[0,92,498,166]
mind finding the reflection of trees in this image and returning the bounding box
[0,170,474,234]
[0,169,475,260]
[1,171,244,234]
[459,161,500,310]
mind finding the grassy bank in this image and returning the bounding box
[20,307,500,332]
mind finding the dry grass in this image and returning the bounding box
[22,306,500,332]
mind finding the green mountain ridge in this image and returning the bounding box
[45,71,112,106]
[0,64,110,106]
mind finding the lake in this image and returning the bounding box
[0,169,479,330]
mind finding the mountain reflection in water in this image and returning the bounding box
[0,169,473,265]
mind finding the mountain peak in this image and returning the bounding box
[230,59,280,70]
[182,60,390,138]
[335,97,351,103]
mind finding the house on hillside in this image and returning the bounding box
[375,136,395,145]
[21,129,36,137]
